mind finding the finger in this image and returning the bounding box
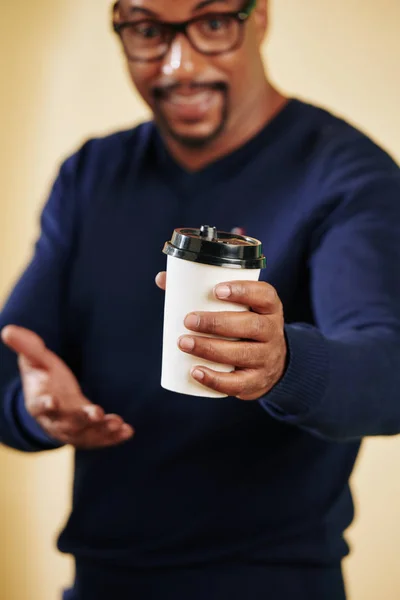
[72,420,135,449]
[2,326,51,370]
[29,394,104,428]
[155,271,166,291]
[54,406,109,436]
[82,404,105,423]
[36,415,88,445]
[190,366,261,400]
[103,413,124,432]
[184,311,275,342]
[178,335,265,368]
[213,281,282,315]
[22,364,105,424]
[40,414,99,439]
[37,414,133,447]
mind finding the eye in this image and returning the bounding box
[133,21,163,39]
[198,15,232,37]
[204,17,227,32]
[207,18,224,31]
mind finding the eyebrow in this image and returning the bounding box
[127,7,159,17]
[127,0,229,18]
[194,0,229,10]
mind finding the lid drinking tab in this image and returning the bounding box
[163,225,266,270]
[199,225,218,241]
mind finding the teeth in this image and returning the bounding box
[168,91,212,105]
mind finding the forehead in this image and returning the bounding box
[119,0,241,20]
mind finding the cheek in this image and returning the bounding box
[128,63,160,102]
[213,52,253,98]
[225,25,263,88]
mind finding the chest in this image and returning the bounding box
[65,173,315,399]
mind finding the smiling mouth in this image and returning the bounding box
[158,88,224,122]
[167,89,215,106]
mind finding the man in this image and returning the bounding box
[1,0,399,598]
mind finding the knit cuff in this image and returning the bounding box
[15,390,63,448]
[259,324,329,423]
[3,378,62,451]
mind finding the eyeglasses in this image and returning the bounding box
[112,0,257,63]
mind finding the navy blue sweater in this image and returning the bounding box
[1,99,400,598]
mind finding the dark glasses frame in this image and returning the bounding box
[112,0,257,62]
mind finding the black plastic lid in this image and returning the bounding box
[163,225,266,269]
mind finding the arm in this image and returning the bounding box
[172,137,400,442]
[261,172,400,441]
[0,155,78,452]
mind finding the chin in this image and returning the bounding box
[164,121,226,150]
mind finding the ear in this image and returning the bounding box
[252,0,268,46]
[112,1,121,22]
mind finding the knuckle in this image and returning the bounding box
[234,377,247,398]
[255,345,267,368]
[237,344,254,366]
[210,372,225,392]
[208,314,221,334]
[231,283,246,298]
[263,317,276,340]
[263,282,278,304]
[202,339,220,361]
[249,315,264,339]
[255,281,278,307]
[261,368,272,391]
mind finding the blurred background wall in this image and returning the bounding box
[0,0,399,598]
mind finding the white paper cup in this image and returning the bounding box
[161,226,266,398]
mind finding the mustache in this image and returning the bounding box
[152,81,228,100]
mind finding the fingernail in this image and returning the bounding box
[215,285,231,299]
[184,314,200,330]
[192,369,205,381]
[179,337,195,352]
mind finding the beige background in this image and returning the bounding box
[0,0,399,598]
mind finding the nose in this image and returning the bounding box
[161,34,205,79]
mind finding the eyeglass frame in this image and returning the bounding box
[112,0,257,63]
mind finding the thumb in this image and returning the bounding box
[1,326,51,371]
[155,271,166,291]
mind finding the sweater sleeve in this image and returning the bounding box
[0,153,80,452]
[260,146,400,442]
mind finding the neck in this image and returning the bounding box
[160,82,288,172]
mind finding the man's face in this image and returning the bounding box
[114,0,267,149]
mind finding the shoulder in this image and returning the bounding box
[296,100,399,192]
[59,121,157,187]
[286,100,400,247]
[295,102,400,246]
[46,121,157,226]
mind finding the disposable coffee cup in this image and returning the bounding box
[161,225,266,398]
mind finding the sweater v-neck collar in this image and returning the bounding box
[153,98,303,198]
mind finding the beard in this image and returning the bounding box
[152,82,229,149]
